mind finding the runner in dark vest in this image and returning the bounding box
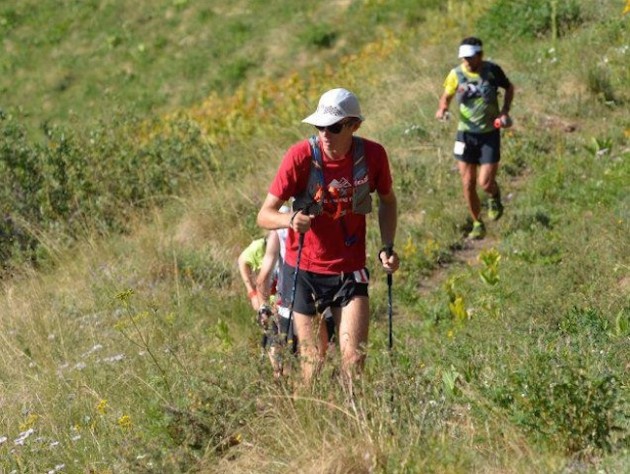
[436,37,515,239]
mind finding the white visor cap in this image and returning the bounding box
[302,88,364,127]
[458,44,482,58]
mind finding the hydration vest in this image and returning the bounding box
[454,62,498,106]
[292,135,372,216]
[454,62,501,133]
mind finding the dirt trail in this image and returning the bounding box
[417,234,499,296]
[414,167,532,296]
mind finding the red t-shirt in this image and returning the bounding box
[269,137,393,274]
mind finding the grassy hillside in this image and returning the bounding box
[0,0,432,136]
[0,1,628,473]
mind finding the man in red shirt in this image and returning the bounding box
[257,88,399,387]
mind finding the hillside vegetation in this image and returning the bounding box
[0,1,628,473]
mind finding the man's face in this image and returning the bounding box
[462,53,482,71]
[315,119,359,156]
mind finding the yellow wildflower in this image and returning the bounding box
[118,415,132,430]
[449,296,468,322]
[402,235,417,259]
[423,239,440,259]
[96,399,108,415]
[19,413,39,431]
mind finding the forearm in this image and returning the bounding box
[501,84,514,115]
[257,193,291,230]
[256,279,269,304]
[436,93,453,118]
[438,94,452,113]
[258,208,290,230]
[238,259,256,294]
[255,262,274,304]
[378,195,397,248]
[243,276,256,295]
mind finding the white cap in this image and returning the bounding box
[458,44,482,58]
[302,88,364,127]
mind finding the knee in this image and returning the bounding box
[479,177,498,194]
[478,178,492,192]
[341,341,367,364]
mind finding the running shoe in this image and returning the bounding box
[468,220,486,239]
[487,196,504,221]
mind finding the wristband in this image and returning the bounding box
[248,289,257,298]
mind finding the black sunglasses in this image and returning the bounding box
[315,119,353,134]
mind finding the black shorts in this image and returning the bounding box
[281,264,369,316]
[277,305,336,343]
[454,129,501,165]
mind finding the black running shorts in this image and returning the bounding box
[454,129,501,165]
[281,264,369,316]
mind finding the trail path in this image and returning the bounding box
[413,168,532,297]
[417,235,499,297]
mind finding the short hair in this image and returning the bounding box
[460,37,483,47]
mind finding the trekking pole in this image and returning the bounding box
[287,231,305,347]
[385,245,394,352]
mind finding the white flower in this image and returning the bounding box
[82,344,103,358]
[101,354,125,363]
[14,428,35,445]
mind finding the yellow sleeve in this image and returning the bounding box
[241,238,266,271]
[443,70,458,96]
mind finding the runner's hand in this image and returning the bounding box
[378,247,400,274]
[436,109,450,121]
[257,304,272,328]
[289,210,312,233]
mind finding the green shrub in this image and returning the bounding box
[493,351,625,454]
[477,0,583,41]
[587,65,617,103]
[558,306,609,339]
[221,57,257,87]
[174,248,232,289]
[299,23,338,49]
[0,113,217,272]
